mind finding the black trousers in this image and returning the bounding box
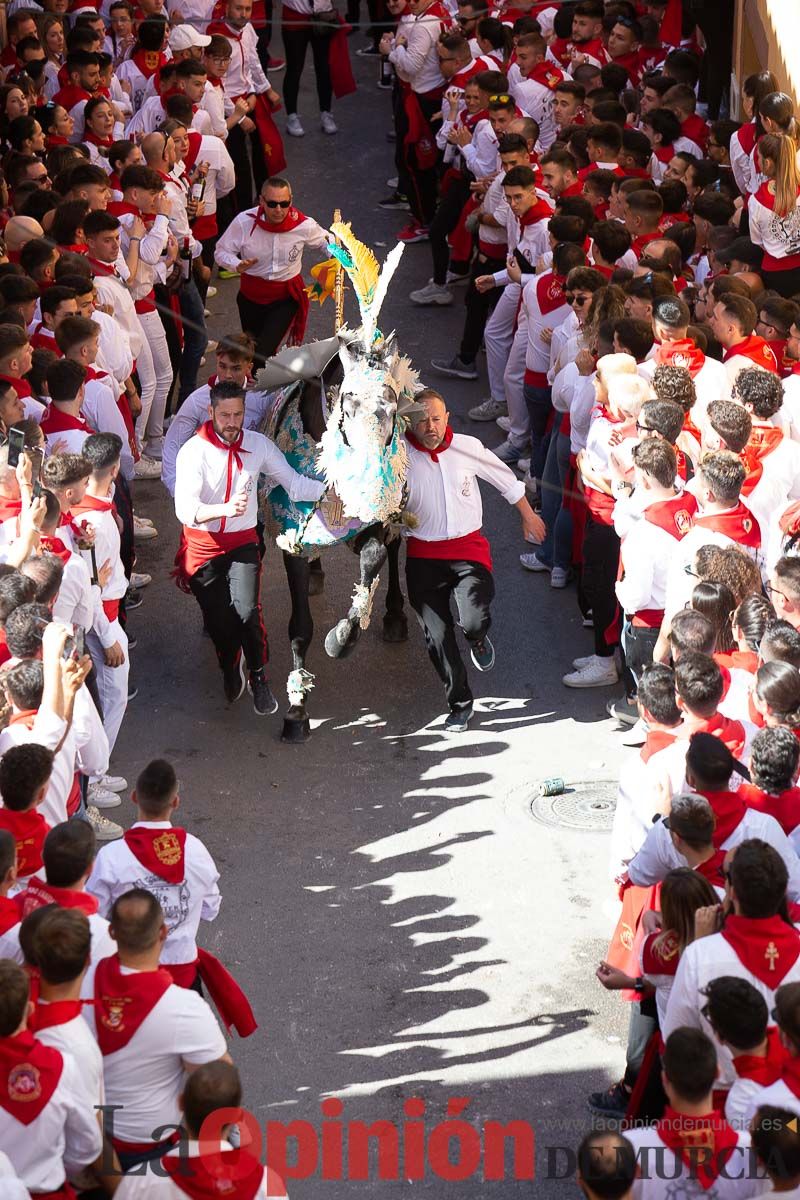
[621,620,660,700]
[459,255,502,364]
[429,172,472,285]
[395,90,441,227]
[691,0,734,118]
[581,515,620,659]
[226,122,267,212]
[236,292,298,362]
[282,21,333,113]
[406,556,494,712]
[188,543,268,673]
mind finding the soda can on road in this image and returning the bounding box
[539,777,565,797]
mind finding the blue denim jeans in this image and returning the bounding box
[178,277,208,406]
[522,382,552,486]
[538,429,573,571]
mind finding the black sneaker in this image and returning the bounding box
[223,655,246,704]
[444,706,473,732]
[125,587,143,610]
[470,636,495,672]
[127,635,138,650]
[378,191,410,211]
[430,354,479,381]
[127,683,139,701]
[249,670,279,716]
[606,697,638,727]
[588,1080,631,1117]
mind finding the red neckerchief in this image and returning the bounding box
[0,807,48,879]
[462,106,488,132]
[107,200,155,228]
[107,171,121,192]
[0,1030,63,1124]
[723,334,780,374]
[695,503,761,550]
[30,999,83,1033]
[655,1106,738,1190]
[46,134,69,147]
[162,1147,265,1200]
[39,535,71,564]
[52,83,92,110]
[0,373,31,399]
[73,493,114,516]
[641,928,680,976]
[631,229,662,258]
[738,782,800,838]
[206,18,241,39]
[59,509,86,542]
[643,492,697,539]
[714,650,758,673]
[123,826,187,885]
[698,788,747,846]
[695,848,727,890]
[249,204,306,236]
[519,197,552,228]
[535,271,566,316]
[722,913,800,986]
[407,425,453,463]
[0,895,19,934]
[196,421,248,534]
[702,711,747,757]
[608,48,641,83]
[0,496,21,522]
[40,405,93,436]
[132,47,165,78]
[525,59,564,90]
[86,256,120,279]
[640,728,678,763]
[94,953,173,1055]
[206,72,224,88]
[741,425,784,496]
[84,131,113,147]
[183,129,202,172]
[732,1026,786,1086]
[15,877,99,920]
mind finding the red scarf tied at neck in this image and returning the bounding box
[249,204,306,237]
[655,1107,739,1191]
[722,913,800,986]
[407,425,453,463]
[0,1030,63,1123]
[196,421,248,534]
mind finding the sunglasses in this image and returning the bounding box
[766,581,789,603]
[489,93,511,103]
[565,293,590,305]
[635,421,653,433]
[262,199,291,208]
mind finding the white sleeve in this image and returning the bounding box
[246,31,270,92]
[661,944,702,1039]
[73,687,110,777]
[627,818,682,885]
[213,142,235,199]
[747,195,767,250]
[86,848,115,915]
[174,441,205,526]
[471,443,526,503]
[729,135,753,195]
[176,991,227,1065]
[61,1054,104,1174]
[195,840,222,921]
[389,22,434,79]
[215,216,247,272]
[136,213,170,265]
[163,394,206,496]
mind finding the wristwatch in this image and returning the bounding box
[633,976,646,994]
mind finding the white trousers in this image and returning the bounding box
[504,322,531,449]
[134,309,172,459]
[87,619,129,759]
[484,282,520,406]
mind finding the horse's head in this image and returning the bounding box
[336,333,400,452]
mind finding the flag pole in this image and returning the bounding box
[332,207,345,331]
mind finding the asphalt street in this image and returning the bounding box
[112,38,635,1196]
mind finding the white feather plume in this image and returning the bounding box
[366,242,404,342]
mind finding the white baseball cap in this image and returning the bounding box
[168,24,212,50]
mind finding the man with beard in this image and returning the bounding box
[403,388,544,731]
[173,380,328,713]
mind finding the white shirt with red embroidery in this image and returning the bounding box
[215,208,329,281]
[520,271,570,380]
[613,489,697,615]
[162,384,270,496]
[88,820,221,965]
[507,61,560,150]
[749,182,800,263]
[0,709,76,827]
[83,969,227,1146]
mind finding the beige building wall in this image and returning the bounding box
[732,0,800,116]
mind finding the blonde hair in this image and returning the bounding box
[596,351,637,384]
[760,132,800,218]
[606,373,652,419]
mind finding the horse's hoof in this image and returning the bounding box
[382,614,408,643]
[281,712,311,742]
[308,571,325,597]
[325,619,361,659]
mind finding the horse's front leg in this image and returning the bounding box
[324,535,388,659]
[282,550,315,742]
[382,534,408,643]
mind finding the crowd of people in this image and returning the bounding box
[3,0,800,1191]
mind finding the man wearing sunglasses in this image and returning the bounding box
[215,175,330,362]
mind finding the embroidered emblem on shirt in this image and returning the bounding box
[766,941,779,971]
[153,832,182,867]
[101,996,131,1031]
[8,1064,40,1103]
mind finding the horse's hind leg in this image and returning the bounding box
[308,555,325,597]
[324,535,387,659]
[382,536,408,643]
[282,551,314,742]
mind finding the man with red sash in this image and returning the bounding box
[664,840,800,1089]
[0,745,53,892]
[39,360,93,457]
[702,975,788,1128]
[113,1061,288,1196]
[740,727,800,840]
[712,293,781,378]
[0,959,104,1197]
[624,1028,754,1198]
[403,389,543,731]
[215,176,329,361]
[508,33,562,151]
[52,49,102,144]
[733,368,800,541]
[85,889,229,1172]
[653,295,731,417]
[30,286,77,357]
[546,0,605,71]
[174,379,326,711]
[614,439,697,701]
[750,981,800,1122]
[380,0,452,243]
[15,821,116,978]
[116,16,169,111]
[87,759,255,1039]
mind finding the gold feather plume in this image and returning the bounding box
[330,221,380,320]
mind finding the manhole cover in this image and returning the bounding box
[530,781,617,831]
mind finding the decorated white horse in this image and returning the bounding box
[255,223,422,741]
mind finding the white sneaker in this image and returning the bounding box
[446,269,470,286]
[409,280,453,306]
[133,516,158,541]
[135,515,155,528]
[524,471,537,497]
[469,397,507,422]
[320,111,337,134]
[287,113,304,136]
[520,552,549,572]
[496,415,511,432]
[100,773,127,792]
[517,458,531,474]
[562,657,619,688]
[573,653,598,670]
[85,805,123,839]
[88,782,122,809]
[130,571,152,588]
[620,718,648,747]
[206,287,217,299]
[551,567,569,588]
[134,455,162,480]
[386,175,398,189]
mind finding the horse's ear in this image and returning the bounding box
[381,331,397,359]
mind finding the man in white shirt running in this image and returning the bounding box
[403,388,544,731]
